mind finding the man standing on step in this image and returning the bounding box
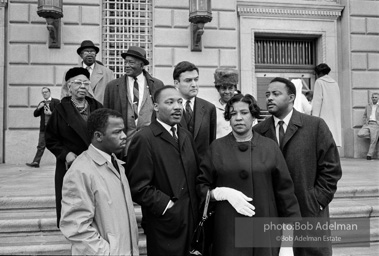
[104,46,164,161]
[61,40,114,104]
[26,87,60,168]
[126,86,199,256]
[357,92,379,160]
[60,108,139,255]
[174,61,216,159]
[254,77,342,256]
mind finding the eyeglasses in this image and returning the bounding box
[124,60,139,66]
[42,91,50,94]
[70,80,91,87]
[82,50,96,55]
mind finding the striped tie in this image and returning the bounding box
[133,77,139,119]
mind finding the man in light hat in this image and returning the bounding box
[104,46,164,159]
[61,40,114,104]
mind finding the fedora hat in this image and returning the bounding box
[121,46,149,65]
[77,40,99,55]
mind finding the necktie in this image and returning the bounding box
[278,120,285,150]
[86,66,92,78]
[171,126,178,143]
[185,100,193,123]
[111,155,120,174]
[133,77,139,119]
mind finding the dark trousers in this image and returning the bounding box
[32,131,45,163]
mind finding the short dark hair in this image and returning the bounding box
[87,108,123,139]
[153,85,177,103]
[173,61,199,81]
[315,63,331,75]
[224,94,261,121]
[270,77,297,97]
[42,87,50,92]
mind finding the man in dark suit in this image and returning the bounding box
[126,86,199,256]
[61,40,114,104]
[253,77,342,256]
[174,61,216,158]
[104,46,164,160]
[26,87,60,168]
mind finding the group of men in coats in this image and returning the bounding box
[50,40,341,256]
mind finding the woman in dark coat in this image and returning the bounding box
[45,67,103,227]
[197,94,301,256]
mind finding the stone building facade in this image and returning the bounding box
[0,0,378,164]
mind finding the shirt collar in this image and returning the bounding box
[273,109,293,127]
[156,118,178,135]
[83,63,95,70]
[45,97,52,101]
[90,144,112,164]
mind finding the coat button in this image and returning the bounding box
[238,144,249,152]
[239,170,249,179]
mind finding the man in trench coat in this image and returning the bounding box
[126,86,199,256]
[60,108,139,255]
[254,77,342,256]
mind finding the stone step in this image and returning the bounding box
[0,231,147,255]
[330,198,379,218]
[335,186,379,198]
[333,241,379,256]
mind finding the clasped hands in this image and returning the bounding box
[212,187,255,217]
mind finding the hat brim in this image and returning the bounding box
[77,46,100,55]
[121,52,149,65]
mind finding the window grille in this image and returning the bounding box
[255,38,315,68]
[102,0,153,78]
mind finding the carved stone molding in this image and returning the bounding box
[0,0,7,8]
[238,2,343,20]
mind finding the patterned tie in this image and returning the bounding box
[185,100,193,133]
[278,120,285,150]
[171,126,178,143]
[133,77,139,119]
[111,155,120,174]
[86,66,92,78]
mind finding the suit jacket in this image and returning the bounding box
[180,97,216,158]
[362,102,379,125]
[34,98,60,131]
[126,120,199,256]
[45,96,103,227]
[253,109,342,256]
[60,145,139,255]
[103,70,164,154]
[61,62,114,104]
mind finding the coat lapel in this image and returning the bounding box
[193,97,204,139]
[87,145,121,179]
[90,63,104,92]
[59,99,88,144]
[151,121,179,150]
[117,76,129,118]
[282,109,302,150]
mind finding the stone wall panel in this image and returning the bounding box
[8,87,29,107]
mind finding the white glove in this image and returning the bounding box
[212,187,255,217]
[279,247,294,256]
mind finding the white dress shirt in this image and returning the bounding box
[273,110,293,146]
[128,72,146,113]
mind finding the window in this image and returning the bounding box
[102,0,153,78]
[255,37,316,69]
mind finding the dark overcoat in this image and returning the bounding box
[45,96,103,227]
[197,132,301,256]
[126,120,199,256]
[180,97,216,159]
[103,69,164,131]
[253,109,342,256]
[34,98,60,131]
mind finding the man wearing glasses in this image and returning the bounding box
[26,87,60,168]
[61,40,114,104]
[104,46,164,160]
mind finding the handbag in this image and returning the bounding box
[189,190,214,256]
